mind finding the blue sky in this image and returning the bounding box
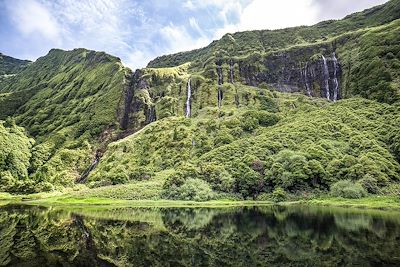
[0,0,388,69]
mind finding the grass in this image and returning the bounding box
[71,179,164,200]
[1,190,399,211]
[293,196,400,210]
[23,197,275,208]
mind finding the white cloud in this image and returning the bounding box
[183,0,237,10]
[213,0,318,39]
[189,18,201,33]
[2,0,387,70]
[124,50,154,69]
[160,23,210,54]
[312,0,389,21]
[6,0,60,41]
[43,0,134,52]
[238,0,317,30]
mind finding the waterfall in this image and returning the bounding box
[216,65,224,109]
[229,60,234,84]
[218,87,222,109]
[147,105,156,123]
[303,63,312,97]
[217,65,223,85]
[322,55,330,100]
[185,79,191,118]
[77,152,100,183]
[332,52,339,101]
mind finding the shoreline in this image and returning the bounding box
[1,193,399,210]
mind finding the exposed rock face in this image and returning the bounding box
[120,70,136,130]
[216,63,224,108]
[236,49,342,99]
[119,69,155,131]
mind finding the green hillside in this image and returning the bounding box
[0,0,400,202]
[0,53,30,75]
[0,48,130,192]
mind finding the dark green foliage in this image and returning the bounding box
[264,150,311,190]
[271,187,287,202]
[358,175,380,194]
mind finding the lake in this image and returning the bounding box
[0,204,399,266]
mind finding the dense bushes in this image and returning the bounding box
[330,180,367,199]
[162,179,215,201]
[0,120,34,193]
[89,94,400,200]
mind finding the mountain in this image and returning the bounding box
[0,53,30,85]
[0,48,131,192]
[148,0,400,68]
[1,0,400,200]
[148,0,400,103]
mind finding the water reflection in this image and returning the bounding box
[0,204,399,266]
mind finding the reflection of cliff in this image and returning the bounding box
[0,205,400,267]
[0,206,115,267]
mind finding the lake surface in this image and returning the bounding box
[0,204,399,267]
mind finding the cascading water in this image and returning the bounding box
[218,87,222,109]
[229,60,234,84]
[303,63,312,97]
[216,65,223,109]
[185,79,191,118]
[332,52,339,101]
[322,55,330,100]
[77,151,101,183]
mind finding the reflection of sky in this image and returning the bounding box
[0,0,388,69]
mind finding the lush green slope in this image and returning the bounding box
[0,49,131,192]
[0,53,30,76]
[0,119,34,192]
[88,90,400,200]
[0,48,126,137]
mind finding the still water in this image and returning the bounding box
[0,204,399,267]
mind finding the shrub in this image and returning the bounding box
[380,183,400,196]
[358,175,380,194]
[162,179,215,201]
[264,150,311,190]
[271,187,287,202]
[200,163,234,192]
[108,170,129,185]
[256,193,271,201]
[330,180,367,199]
[35,181,54,192]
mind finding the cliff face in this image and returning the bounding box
[145,0,400,104]
[237,50,342,100]
[119,69,156,132]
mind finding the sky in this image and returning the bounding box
[0,0,389,69]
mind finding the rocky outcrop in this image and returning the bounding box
[236,48,342,100]
[119,69,156,131]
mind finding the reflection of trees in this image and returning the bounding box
[0,205,115,266]
[0,205,400,266]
